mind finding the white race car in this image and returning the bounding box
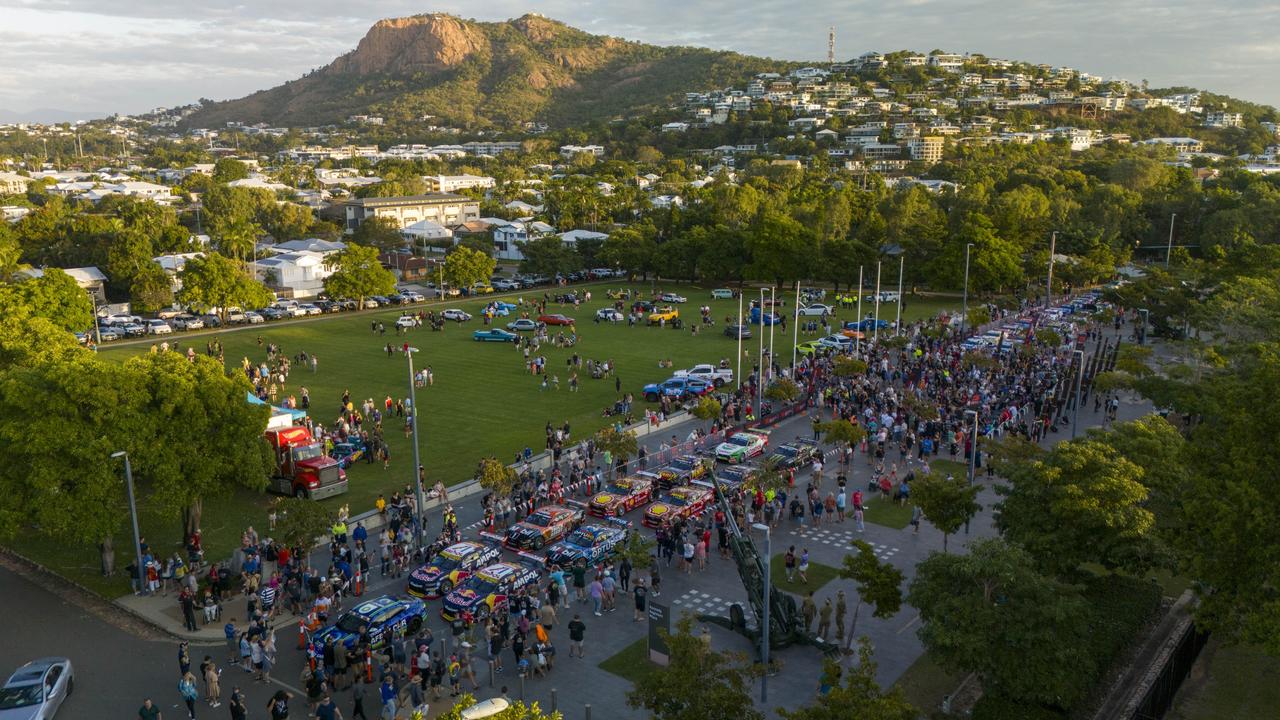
[715,431,770,463]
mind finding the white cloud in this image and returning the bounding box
[0,0,1275,114]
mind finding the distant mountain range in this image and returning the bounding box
[181,13,783,129]
[0,108,108,124]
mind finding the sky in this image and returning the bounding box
[0,0,1277,120]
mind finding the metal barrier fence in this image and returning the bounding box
[1130,623,1210,720]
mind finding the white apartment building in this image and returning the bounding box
[1204,111,1244,129]
[907,136,944,164]
[422,174,496,192]
[560,145,605,158]
[0,172,32,194]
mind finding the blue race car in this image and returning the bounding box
[544,523,629,567]
[845,318,890,331]
[440,562,541,621]
[473,328,519,342]
[313,595,427,650]
[642,377,712,403]
[329,440,365,469]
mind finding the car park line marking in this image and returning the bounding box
[896,614,921,635]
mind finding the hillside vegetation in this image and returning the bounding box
[183,13,786,129]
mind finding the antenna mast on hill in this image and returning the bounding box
[828,26,835,64]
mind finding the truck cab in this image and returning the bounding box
[264,426,348,500]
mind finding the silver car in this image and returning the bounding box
[0,658,74,720]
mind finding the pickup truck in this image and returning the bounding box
[672,363,733,387]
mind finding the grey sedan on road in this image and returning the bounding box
[0,657,74,720]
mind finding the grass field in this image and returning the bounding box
[894,652,963,717]
[598,637,658,685]
[769,555,843,595]
[1169,641,1280,720]
[19,284,959,596]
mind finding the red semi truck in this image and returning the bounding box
[264,426,348,500]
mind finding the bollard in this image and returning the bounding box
[551,688,557,712]
[585,704,591,720]
[520,673,526,701]
[489,660,495,688]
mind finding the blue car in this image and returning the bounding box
[313,595,427,650]
[749,307,782,325]
[329,440,365,468]
[544,523,629,567]
[473,328,519,342]
[845,318,890,331]
[642,377,711,403]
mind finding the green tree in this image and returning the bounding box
[0,268,95,331]
[351,216,405,253]
[271,496,333,560]
[912,472,982,553]
[519,236,581,277]
[212,158,250,184]
[690,395,723,429]
[616,531,657,568]
[322,243,397,307]
[475,456,518,497]
[908,538,1094,707]
[779,641,915,720]
[839,540,905,641]
[444,245,497,291]
[818,419,867,461]
[438,695,560,720]
[763,378,801,404]
[177,252,274,321]
[995,438,1156,575]
[594,426,639,478]
[627,616,763,720]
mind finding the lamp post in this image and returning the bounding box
[855,266,863,353]
[110,451,146,595]
[405,347,426,543]
[757,288,765,413]
[963,409,977,535]
[962,243,975,333]
[767,287,776,386]
[1046,231,1057,308]
[791,281,800,373]
[752,523,771,703]
[736,293,743,391]
[873,261,882,344]
[1165,213,1177,268]
[1071,349,1084,439]
[895,255,904,336]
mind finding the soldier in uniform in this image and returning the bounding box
[835,590,848,641]
[817,597,833,641]
[801,592,817,633]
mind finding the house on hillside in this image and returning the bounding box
[493,221,556,261]
[401,220,453,252]
[343,193,480,234]
[251,252,333,299]
[18,266,108,302]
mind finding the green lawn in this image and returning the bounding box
[769,555,842,594]
[894,652,963,717]
[1169,641,1280,720]
[598,637,658,685]
[19,284,959,597]
[863,496,914,529]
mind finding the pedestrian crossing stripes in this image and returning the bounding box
[785,527,899,560]
[671,589,746,619]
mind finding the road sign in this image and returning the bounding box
[648,601,671,666]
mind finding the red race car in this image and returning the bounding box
[503,504,585,550]
[538,314,575,326]
[589,473,658,517]
[642,484,715,528]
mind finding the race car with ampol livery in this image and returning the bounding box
[768,438,821,470]
[642,484,715,527]
[312,595,427,650]
[440,561,540,621]
[544,523,629,567]
[714,430,770,463]
[503,504,586,550]
[406,540,502,598]
[588,473,658,517]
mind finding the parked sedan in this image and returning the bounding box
[171,315,204,331]
[441,309,472,322]
[658,292,687,303]
[797,303,833,317]
[298,304,322,316]
[594,308,624,322]
[538,314,575,326]
[145,319,172,335]
[97,327,123,342]
[121,323,147,337]
[243,311,265,324]
[473,328,519,343]
[724,324,753,339]
[506,318,543,332]
[0,657,75,720]
[261,307,286,320]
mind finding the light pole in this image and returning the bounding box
[767,287,776,386]
[736,293,744,391]
[963,410,977,534]
[1165,213,1177,268]
[405,347,426,543]
[895,255,904,336]
[110,451,146,595]
[1071,349,1084,439]
[1046,231,1057,308]
[791,281,800,372]
[873,261,882,344]
[756,288,765,413]
[855,266,863,353]
[752,523,771,703]
[962,243,975,333]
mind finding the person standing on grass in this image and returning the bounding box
[784,546,797,582]
[798,548,810,584]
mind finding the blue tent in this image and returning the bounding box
[246,392,307,421]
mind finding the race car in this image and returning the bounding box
[642,377,711,403]
[329,440,365,469]
[642,484,715,528]
[715,430,770,463]
[440,561,541,621]
[406,540,502,598]
[653,455,709,489]
[313,595,427,650]
[768,438,821,470]
[544,524,629,567]
[589,473,658,517]
[503,504,586,550]
[711,465,756,499]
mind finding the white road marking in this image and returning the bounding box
[896,614,921,635]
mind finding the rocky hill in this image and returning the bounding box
[183,13,784,129]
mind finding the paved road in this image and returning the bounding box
[7,334,1151,720]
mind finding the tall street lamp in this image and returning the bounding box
[752,523,771,702]
[962,243,975,333]
[1165,213,1177,268]
[791,281,800,372]
[895,255,904,337]
[873,261,882,344]
[757,288,765,413]
[1046,231,1057,308]
[405,347,427,542]
[110,451,146,595]
[855,266,863,353]
[736,293,744,391]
